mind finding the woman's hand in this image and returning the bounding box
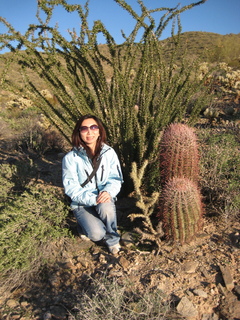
[96,191,111,204]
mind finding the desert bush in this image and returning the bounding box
[75,275,171,320]
[19,124,67,155]
[0,164,71,289]
[199,128,240,219]
[208,34,240,68]
[6,95,33,109]
[1,103,66,154]
[0,117,12,140]
[215,63,240,97]
[9,158,38,190]
[0,164,15,199]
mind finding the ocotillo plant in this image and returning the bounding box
[0,0,211,194]
[159,177,204,244]
[159,123,200,186]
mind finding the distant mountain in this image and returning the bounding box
[162,31,240,67]
[0,32,239,99]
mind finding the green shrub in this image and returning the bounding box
[0,103,66,155]
[0,164,70,280]
[19,124,66,155]
[11,159,38,189]
[0,164,15,199]
[199,129,240,218]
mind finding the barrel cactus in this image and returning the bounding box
[159,177,204,244]
[159,123,199,185]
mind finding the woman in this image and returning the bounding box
[62,114,123,254]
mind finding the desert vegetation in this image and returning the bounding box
[0,0,239,319]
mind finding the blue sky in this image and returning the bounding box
[0,0,240,47]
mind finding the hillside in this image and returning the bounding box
[0,31,240,92]
[161,31,240,67]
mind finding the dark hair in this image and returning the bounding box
[72,114,107,159]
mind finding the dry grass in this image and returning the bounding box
[73,275,172,320]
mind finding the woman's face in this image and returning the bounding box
[79,118,100,150]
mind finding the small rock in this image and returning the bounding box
[185,289,194,297]
[193,288,208,298]
[200,266,210,279]
[61,261,76,270]
[219,265,234,291]
[49,305,66,319]
[10,314,21,320]
[218,283,228,296]
[108,269,124,277]
[75,262,83,269]
[76,256,89,268]
[43,311,52,320]
[176,296,198,318]
[201,313,218,320]
[6,299,19,308]
[48,274,60,287]
[119,256,130,270]
[234,284,240,297]
[229,231,240,247]
[218,291,240,319]
[182,261,198,274]
[121,232,135,247]
[77,240,93,251]
[20,301,31,309]
[99,254,107,264]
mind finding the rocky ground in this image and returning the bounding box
[0,211,239,320]
[0,123,239,320]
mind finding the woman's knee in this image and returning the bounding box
[87,227,106,242]
[96,201,116,218]
[73,207,106,241]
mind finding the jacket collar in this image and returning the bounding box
[73,143,110,158]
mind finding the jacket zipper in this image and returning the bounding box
[94,172,100,194]
[100,165,104,181]
[117,165,122,180]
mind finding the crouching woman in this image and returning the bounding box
[62,114,123,254]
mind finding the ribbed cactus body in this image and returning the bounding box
[160,177,204,244]
[160,123,199,185]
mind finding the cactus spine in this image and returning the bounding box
[159,123,200,185]
[159,123,204,244]
[160,177,204,244]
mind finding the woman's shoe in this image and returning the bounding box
[80,234,91,241]
[108,243,121,255]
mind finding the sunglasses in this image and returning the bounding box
[79,124,99,133]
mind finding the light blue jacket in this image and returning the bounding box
[62,144,123,208]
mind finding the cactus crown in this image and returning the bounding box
[159,123,199,185]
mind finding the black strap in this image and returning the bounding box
[81,157,102,188]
